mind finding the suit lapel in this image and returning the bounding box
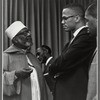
[62,27,88,53]
[68,27,88,47]
[62,42,70,53]
[47,58,54,67]
[44,58,54,74]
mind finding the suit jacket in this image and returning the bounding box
[3,45,51,100]
[44,57,54,74]
[44,57,56,94]
[49,27,96,100]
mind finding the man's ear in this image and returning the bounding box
[12,36,18,44]
[44,49,48,54]
[75,15,80,22]
[43,48,48,56]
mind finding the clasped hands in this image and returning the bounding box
[15,68,33,79]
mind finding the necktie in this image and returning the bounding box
[68,35,74,47]
[70,35,74,43]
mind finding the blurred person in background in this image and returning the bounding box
[36,45,55,95]
[85,2,97,100]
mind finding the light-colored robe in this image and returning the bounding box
[3,45,51,100]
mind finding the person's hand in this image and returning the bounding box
[15,68,33,79]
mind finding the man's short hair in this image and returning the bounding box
[41,45,52,55]
[63,3,85,18]
[86,2,97,18]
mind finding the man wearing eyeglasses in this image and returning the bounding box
[49,3,96,100]
[3,21,50,100]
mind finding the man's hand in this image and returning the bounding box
[15,68,33,79]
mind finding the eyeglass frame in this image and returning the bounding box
[62,15,77,21]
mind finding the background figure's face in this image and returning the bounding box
[36,48,47,64]
[61,8,76,32]
[85,11,97,34]
[13,29,33,50]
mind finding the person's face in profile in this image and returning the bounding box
[36,48,47,64]
[85,11,97,34]
[12,28,33,50]
[61,8,77,32]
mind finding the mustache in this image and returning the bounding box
[26,37,32,41]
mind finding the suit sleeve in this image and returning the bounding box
[49,34,96,76]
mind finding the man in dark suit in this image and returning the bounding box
[36,45,55,94]
[49,3,96,100]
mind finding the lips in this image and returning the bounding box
[87,28,89,33]
[26,37,32,42]
[25,37,33,46]
[63,25,68,30]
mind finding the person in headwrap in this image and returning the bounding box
[3,21,50,100]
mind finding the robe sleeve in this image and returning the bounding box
[3,52,21,96]
[3,70,17,85]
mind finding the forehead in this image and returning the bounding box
[37,48,43,52]
[17,28,30,35]
[62,8,75,16]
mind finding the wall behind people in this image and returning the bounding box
[3,0,95,58]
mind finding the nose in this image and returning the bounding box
[61,20,64,24]
[37,55,40,59]
[27,32,31,36]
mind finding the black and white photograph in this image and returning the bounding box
[2,0,98,100]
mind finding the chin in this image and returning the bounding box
[64,29,69,32]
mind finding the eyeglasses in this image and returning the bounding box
[62,16,75,21]
[17,30,31,37]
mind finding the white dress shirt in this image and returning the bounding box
[70,26,87,43]
[45,56,53,66]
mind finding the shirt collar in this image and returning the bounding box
[45,56,53,66]
[73,26,87,38]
